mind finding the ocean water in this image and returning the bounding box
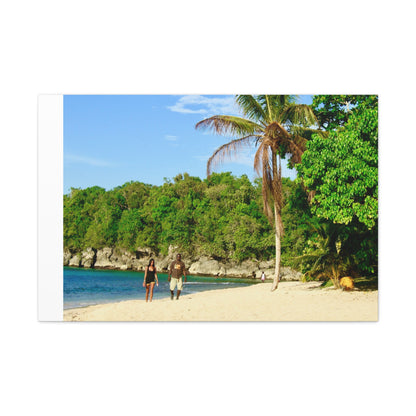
[64,267,258,309]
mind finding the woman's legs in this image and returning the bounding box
[149,282,155,302]
[145,284,150,302]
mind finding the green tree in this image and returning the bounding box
[63,174,316,269]
[296,96,378,279]
[83,191,124,248]
[196,95,318,290]
[297,101,378,229]
[117,209,144,251]
[113,181,153,210]
[280,178,316,267]
[311,95,378,131]
[64,186,106,250]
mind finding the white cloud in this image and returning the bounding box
[168,95,240,116]
[65,153,114,167]
[164,135,177,141]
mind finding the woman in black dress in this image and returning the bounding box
[143,258,159,302]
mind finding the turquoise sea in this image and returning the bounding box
[64,267,258,309]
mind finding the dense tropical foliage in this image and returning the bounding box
[64,173,316,264]
[296,95,378,281]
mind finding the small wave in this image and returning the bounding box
[184,282,231,285]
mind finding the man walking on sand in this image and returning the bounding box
[168,253,187,300]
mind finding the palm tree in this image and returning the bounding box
[293,221,352,289]
[195,95,318,290]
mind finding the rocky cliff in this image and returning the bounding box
[63,246,302,281]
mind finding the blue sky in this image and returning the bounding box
[64,95,313,193]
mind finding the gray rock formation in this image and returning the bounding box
[68,254,81,267]
[225,260,258,278]
[80,247,96,268]
[280,266,302,281]
[64,249,72,266]
[94,247,114,268]
[188,256,226,276]
[154,256,171,271]
[64,246,302,280]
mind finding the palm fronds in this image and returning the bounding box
[287,135,307,166]
[264,121,291,141]
[195,115,262,137]
[289,126,329,141]
[280,103,318,127]
[235,95,267,124]
[253,139,283,235]
[292,221,353,288]
[207,135,259,177]
[254,142,274,223]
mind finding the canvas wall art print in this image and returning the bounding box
[38,94,378,322]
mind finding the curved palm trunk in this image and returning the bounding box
[271,152,282,291]
[271,202,281,291]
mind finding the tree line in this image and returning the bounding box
[64,173,309,263]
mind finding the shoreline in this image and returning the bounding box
[64,281,378,322]
[63,278,267,311]
[63,265,263,279]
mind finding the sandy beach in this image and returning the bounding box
[63,281,378,322]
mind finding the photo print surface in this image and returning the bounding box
[44,94,378,321]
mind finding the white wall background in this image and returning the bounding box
[1,1,415,416]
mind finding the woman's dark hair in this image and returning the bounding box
[148,258,155,268]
